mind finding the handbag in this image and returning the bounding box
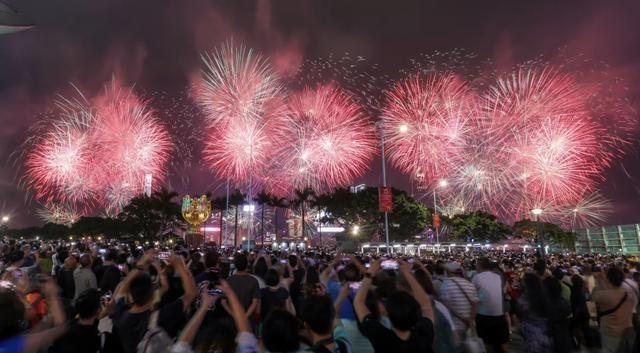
[462,326,486,353]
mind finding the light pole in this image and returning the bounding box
[1,215,9,237]
[531,208,545,258]
[379,122,393,253]
[434,179,448,245]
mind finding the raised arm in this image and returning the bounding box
[178,290,217,345]
[169,254,198,310]
[399,260,434,322]
[219,280,251,333]
[354,259,380,322]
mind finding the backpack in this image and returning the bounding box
[137,311,174,353]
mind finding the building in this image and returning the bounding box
[574,224,640,254]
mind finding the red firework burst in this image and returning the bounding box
[381,73,476,186]
[274,84,377,191]
[23,80,172,213]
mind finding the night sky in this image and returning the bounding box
[2,0,640,228]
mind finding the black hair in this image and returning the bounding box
[254,257,268,279]
[552,268,565,281]
[288,255,298,268]
[533,260,546,277]
[234,253,248,271]
[523,273,548,317]
[74,288,101,319]
[607,267,625,287]
[301,295,335,335]
[343,263,361,283]
[104,249,117,262]
[262,310,301,352]
[477,257,491,271]
[265,268,280,287]
[204,251,219,269]
[0,292,25,341]
[385,291,420,331]
[543,277,562,300]
[130,273,153,306]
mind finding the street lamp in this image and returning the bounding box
[352,225,360,236]
[1,215,9,223]
[433,179,448,245]
[531,208,545,258]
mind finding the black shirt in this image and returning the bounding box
[56,267,76,299]
[99,264,123,294]
[226,274,260,311]
[112,298,185,353]
[52,319,100,353]
[260,287,289,318]
[360,314,434,353]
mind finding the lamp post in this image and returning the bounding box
[434,179,448,245]
[378,122,393,253]
[531,208,545,258]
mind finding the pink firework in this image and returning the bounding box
[274,84,377,191]
[23,80,172,213]
[24,97,99,206]
[381,73,476,186]
[93,83,172,211]
[195,42,282,128]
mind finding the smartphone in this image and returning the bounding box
[98,249,107,254]
[158,251,171,261]
[349,281,362,291]
[381,259,399,270]
[208,288,224,296]
[117,264,126,272]
[101,290,112,302]
[280,259,288,264]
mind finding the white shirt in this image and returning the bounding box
[472,271,504,316]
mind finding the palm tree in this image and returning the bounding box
[211,196,227,246]
[269,196,288,243]
[292,187,315,240]
[253,191,272,247]
[228,189,246,248]
[151,188,183,242]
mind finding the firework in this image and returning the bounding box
[273,84,377,191]
[195,42,282,127]
[23,80,172,213]
[37,203,80,226]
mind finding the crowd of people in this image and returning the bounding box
[1,236,639,353]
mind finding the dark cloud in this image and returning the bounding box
[1,0,640,227]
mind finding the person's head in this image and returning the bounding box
[204,251,219,269]
[104,249,117,263]
[342,263,360,283]
[543,277,562,300]
[262,310,301,352]
[444,262,463,277]
[254,257,268,278]
[288,255,298,268]
[476,257,491,272]
[571,274,584,293]
[233,253,248,272]
[129,273,153,306]
[533,259,547,277]
[552,268,565,281]
[79,253,92,268]
[384,291,421,331]
[301,295,335,336]
[434,263,445,276]
[0,291,25,341]
[265,268,281,287]
[64,255,77,269]
[523,273,548,316]
[74,288,101,320]
[606,267,625,287]
[9,250,24,267]
[413,268,435,295]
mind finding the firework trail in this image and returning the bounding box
[273,84,377,191]
[37,203,80,226]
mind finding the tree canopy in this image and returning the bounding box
[447,211,512,242]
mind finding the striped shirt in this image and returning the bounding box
[440,277,479,331]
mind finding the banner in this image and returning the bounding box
[432,213,441,229]
[378,186,393,213]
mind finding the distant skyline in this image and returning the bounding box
[1,0,640,228]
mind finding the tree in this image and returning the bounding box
[269,196,288,243]
[211,196,227,245]
[513,219,577,250]
[314,187,430,242]
[291,187,315,240]
[448,211,511,242]
[118,195,161,240]
[151,188,185,242]
[228,189,246,247]
[254,191,272,247]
